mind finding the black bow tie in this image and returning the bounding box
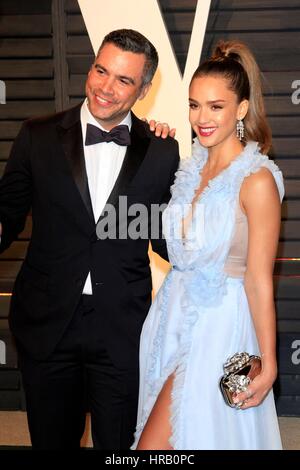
[85,123,131,147]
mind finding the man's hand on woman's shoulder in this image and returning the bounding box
[143,118,176,139]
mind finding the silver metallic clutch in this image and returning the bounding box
[219,352,261,408]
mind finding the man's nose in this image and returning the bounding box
[100,77,114,95]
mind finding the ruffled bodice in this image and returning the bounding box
[162,140,284,307]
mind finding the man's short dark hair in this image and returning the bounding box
[97,29,158,87]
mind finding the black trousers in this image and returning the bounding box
[18,295,139,450]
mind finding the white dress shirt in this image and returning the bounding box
[80,99,131,295]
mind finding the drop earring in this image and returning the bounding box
[236,118,244,141]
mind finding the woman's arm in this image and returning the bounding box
[234,167,281,409]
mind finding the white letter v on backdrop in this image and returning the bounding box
[78,0,211,157]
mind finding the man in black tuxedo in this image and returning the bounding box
[0,29,179,449]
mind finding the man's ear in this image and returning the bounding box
[138,82,152,101]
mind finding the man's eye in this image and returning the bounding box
[212,105,222,110]
[189,103,197,109]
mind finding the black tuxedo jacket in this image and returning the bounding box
[0,104,179,367]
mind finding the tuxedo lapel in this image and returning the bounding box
[96,113,150,225]
[58,107,150,228]
[57,104,94,222]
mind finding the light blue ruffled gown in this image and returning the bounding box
[132,140,284,450]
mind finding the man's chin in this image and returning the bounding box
[92,113,122,130]
[91,108,112,120]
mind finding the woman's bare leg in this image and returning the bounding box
[136,373,175,450]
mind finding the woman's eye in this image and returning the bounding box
[212,105,222,110]
[189,103,197,109]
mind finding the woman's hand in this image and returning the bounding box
[143,118,176,139]
[233,366,277,410]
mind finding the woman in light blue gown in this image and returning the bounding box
[132,40,284,450]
